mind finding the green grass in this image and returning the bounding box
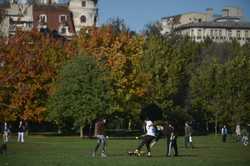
[1,135,250,166]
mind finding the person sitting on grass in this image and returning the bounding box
[134,118,156,157]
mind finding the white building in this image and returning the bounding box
[161,6,244,34]
[0,2,33,37]
[160,6,250,45]
[175,21,250,45]
[69,0,98,33]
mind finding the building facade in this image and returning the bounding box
[160,6,250,45]
[33,4,75,37]
[69,0,98,33]
[0,0,98,37]
[175,22,250,45]
[0,3,33,37]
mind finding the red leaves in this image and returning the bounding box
[0,30,70,122]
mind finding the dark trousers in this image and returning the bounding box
[222,134,227,142]
[137,135,155,152]
[167,137,178,156]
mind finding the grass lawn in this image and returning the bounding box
[0,135,250,166]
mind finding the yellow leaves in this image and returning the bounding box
[0,109,17,122]
[22,106,46,123]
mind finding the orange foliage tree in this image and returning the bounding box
[0,30,72,122]
[69,26,151,119]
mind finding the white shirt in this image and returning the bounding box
[145,120,156,137]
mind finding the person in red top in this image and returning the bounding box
[92,118,107,157]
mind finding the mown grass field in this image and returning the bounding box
[0,135,250,166]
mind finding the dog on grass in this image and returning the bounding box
[0,143,7,155]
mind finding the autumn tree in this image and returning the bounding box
[0,30,71,122]
[69,25,150,127]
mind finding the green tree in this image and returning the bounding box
[190,43,250,133]
[47,55,111,137]
[142,36,192,124]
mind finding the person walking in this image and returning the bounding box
[3,122,10,143]
[221,125,228,143]
[92,118,107,157]
[184,122,193,148]
[235,124,241,142]
[134,119,156,157]
[17,121,25,143]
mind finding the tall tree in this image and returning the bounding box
[142,35,192,124]
[0,30,71,122]
[47,55,111,137]
[69,26,150,125]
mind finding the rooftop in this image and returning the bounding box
[176,21,250,30]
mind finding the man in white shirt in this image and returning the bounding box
[134,119,156,157]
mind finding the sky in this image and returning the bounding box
[1,0,250,32]
[97,0,250,32]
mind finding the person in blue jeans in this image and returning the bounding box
[92,118,107,157]
[221,125,228,143]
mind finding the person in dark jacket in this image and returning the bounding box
[92,118,107,157]
[164,123,178,157]
[221,125,228,143]
[17,121,25,143]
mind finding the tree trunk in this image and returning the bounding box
[215,112,218,135]
[88,123,93,138]
[80,126,84,138]
[206,121,209,133]
[128,119,132,131]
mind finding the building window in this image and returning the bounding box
[210,29,214,37]
[197,29,202,39]
[94,15,97,25]
[228,30,232,39]
[39,14,47,23]
[61,27,66,34]
[82,1,86,7]
[245,30,249,38]
[59,15,67,23]
[59,26,68,34]
[80,15,86,23]
[191,29,194,36]
[219,30,222,37]
[236,30,241,39]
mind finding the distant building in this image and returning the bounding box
[175,21,250,45]
[33,4,75,37]
[0,0,98,38]
[0,2,33,37]
[160,6,250,45]
[69,0,98,33]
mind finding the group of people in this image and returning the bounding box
[92,118,185,157]
[2,118,248,157]
[234,124,249,146]
[220,124,249,145]
[1,121,26,144]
